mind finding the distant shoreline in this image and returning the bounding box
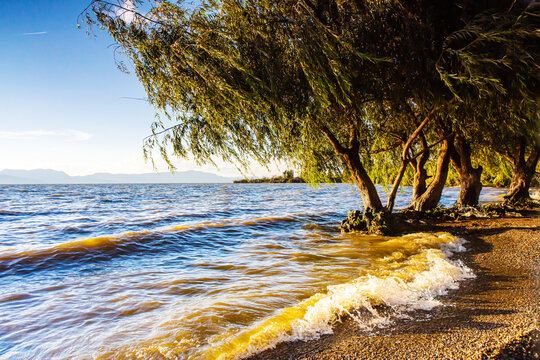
[247,212,540,360]
[234,177,306,183]
[0,169,528,188]
[0,183,527,190]
[0,169,234,184]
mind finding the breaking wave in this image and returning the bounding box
[101,232,473,360]
[204,233,473,360]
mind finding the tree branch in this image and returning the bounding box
[525,145,540,171]
[401,106,437,160]
[320,126,347,155]
[143,124,183,143]
[79,0,167,27]
[409,131,455,162]
[348,120,359,151]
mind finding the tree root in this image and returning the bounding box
[341,201,539,235]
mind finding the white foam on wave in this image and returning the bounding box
[208,232,475,360]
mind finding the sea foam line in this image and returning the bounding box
[205,232,474,360]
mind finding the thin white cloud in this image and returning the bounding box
[65,130,94,140]
[21,32,47,36]
[0,130,93,141]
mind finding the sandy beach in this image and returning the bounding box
[248,211,539,360]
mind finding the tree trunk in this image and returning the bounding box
[386,160,408,213]
[456,168,483,206]
[450,135,483,207]
[506,167,532,202]
[410,131,430,203]
[411,164,429,202]
[344,150,383,213]
[505,138,540,204]
[409,132,453,212]
[320,125,383,214]
[403,101,450,204]
[387,113,437,213]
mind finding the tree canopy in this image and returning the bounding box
[83,0,539,214]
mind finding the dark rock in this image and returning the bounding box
[340,210,413,236]
[340,210,367,233]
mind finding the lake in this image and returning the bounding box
[0,184,505,359]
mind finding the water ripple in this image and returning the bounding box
[0,184,505,360]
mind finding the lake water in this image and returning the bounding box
[0,184,505,359]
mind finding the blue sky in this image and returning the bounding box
[0,0,276,177]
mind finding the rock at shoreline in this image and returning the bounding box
[340,210,412,236]
[340,201,539,236]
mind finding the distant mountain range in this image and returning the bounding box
[0,169,235,184]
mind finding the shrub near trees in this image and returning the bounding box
[83,0,539,220]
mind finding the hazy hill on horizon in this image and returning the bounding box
[0,169,235,184]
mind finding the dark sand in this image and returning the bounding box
[247,212,539,360]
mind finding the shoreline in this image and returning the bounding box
[247,212,539,360]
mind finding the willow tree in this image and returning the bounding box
[436,1,539,204]
[360,100,453,213]
[84,0,448,213]
[84,0,537,214]
[471,102,539,203]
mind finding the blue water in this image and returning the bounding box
[0,184,505,359]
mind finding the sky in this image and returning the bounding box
[0,0,278,177]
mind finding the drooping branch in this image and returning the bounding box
[143,124,183,143]
[79,0,168,27]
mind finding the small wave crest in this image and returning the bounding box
[0,210,25,216]
[204,232,474,360]
[0,215,301,273]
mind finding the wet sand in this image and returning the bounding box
[247,212,539,360]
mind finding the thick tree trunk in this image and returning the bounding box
[411,165,428,202]
[409,133,453,212]
[505,139,540,204]
[320,125,383,214]
[344,150,383,213]
[450,135,483,207]
[507,167,533,202]
[456,168,483,206]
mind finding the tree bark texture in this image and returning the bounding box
[344,150,384,213]
[410,132,430,203]
[409,132,453,212]
[321,125,383,213]
[505,138,540,203]
[450,135,483,207]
